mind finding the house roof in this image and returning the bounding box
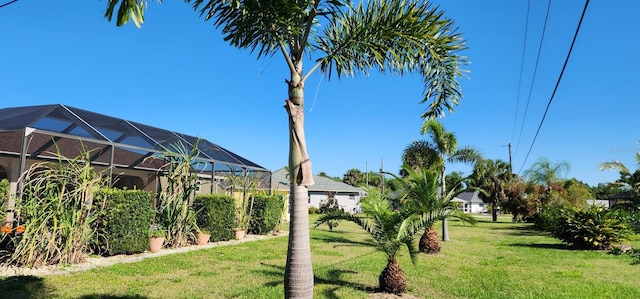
[0,104,268,173]
[453,191,483,203]
[271,168,365,194]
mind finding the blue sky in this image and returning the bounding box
[1,0,638,187]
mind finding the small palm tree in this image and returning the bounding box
[395,165,476,254]
[314,187,424,295]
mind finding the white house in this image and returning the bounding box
[452,191,487,214]
[271,168,366,213]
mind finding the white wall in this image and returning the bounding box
[309,191,362,214]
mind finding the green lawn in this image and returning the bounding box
[1,214,639,298]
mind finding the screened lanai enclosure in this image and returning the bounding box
[0,104,272,222]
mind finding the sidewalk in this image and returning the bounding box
[0,232,288,277]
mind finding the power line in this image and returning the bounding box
[517,0,591,175]
[515,0,552,156]
[0,0,19,8]
[511,0,532,145]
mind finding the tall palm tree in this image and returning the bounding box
[523,157,570,209]
[419,120,480,241]
[600,149,640,209]
[523,157,570,192]
[600,151,640,191]
[401,140,440,175]
[469,158,511,222]
[105,1,467,297]
[395,165,476,254]
[314,187,425,295]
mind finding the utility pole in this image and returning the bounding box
[365,161,369,186]
[506,143,513,174]
[503,143,513,174]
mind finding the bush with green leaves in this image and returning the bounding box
[248,194,284,235]
[551,205,630,250]
[92,189,154,256]
[318,197,341,231]
[193,194,235,242]
[0,179,8,212]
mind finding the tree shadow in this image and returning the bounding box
[77,295,148,299]
[311,234,377,248]
[0,275,51,299]
[507,242,572,250]
[490,224,548,237]
[257,263,377,298]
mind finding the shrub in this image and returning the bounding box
[93,189,154,256]
[0,179,8,212]
[551,205,631,250]
[193,194,235,242]
[249,194,284,235]
[318,197,341,231]
[308,207,319,214]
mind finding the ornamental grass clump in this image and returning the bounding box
[551,205,630,250]
[154,141,203,248]
[11,148,108,267]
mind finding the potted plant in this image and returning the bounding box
[195,226,211,245]
[234,207,249,240]
[149,224,166,253]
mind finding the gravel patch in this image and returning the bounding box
[0,232,288,277]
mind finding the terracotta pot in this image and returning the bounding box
[196,232,210,245]
[149,236,165,253]
[234,229,246,240]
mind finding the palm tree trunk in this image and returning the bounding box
[441,218,450,241]
[379,259,407,295]
[420,226,442,254]
[283,84,314,298]
[440,163,450,241]
[284,185,314,298]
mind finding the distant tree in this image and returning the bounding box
[343,168,364,186]
[469,159,511,222]
[445,171,466,195]
[592,182,623,200]
[401,140,440,175]
[410,120,480,241]
[523,157,570,195]
[561,178,592,209]
[503,176,535,222]
[317,171,341,182]
[600,148,640,211]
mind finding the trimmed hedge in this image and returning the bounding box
[249,194,284,235]
[194,194,235,242]
[93,189,154,256]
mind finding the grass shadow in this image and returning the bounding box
[508,242,572,250]
[490,224,549,237]
[0,275,51,299]
[257,263,377,298]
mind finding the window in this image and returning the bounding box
[349,194,355,201]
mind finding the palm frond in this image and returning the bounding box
[599,161,630,175]
[315,0,466,118]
